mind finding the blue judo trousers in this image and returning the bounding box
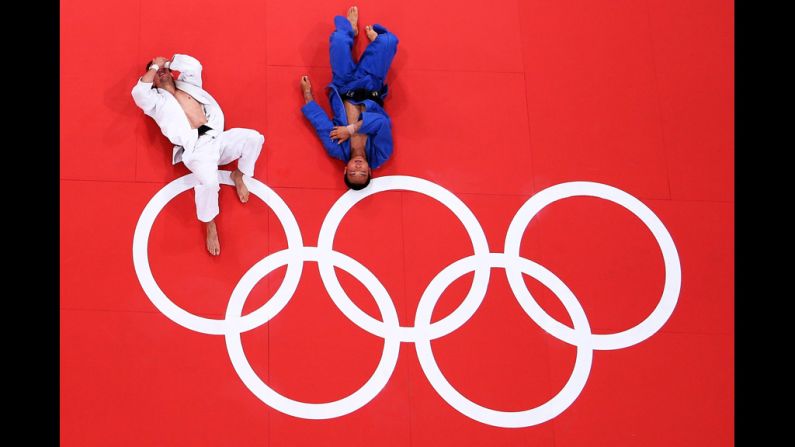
[301,16,399,169]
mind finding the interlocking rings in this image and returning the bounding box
[133,172,681,427]
[132,171,304,335]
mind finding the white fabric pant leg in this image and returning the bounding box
[217,128,265,177]
[183,135,222,223]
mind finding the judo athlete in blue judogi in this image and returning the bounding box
[301,5,399,190]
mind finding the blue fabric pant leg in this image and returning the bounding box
[355,24,399,90]
[329,16,356,89]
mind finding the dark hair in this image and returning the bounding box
[344,171,371,190]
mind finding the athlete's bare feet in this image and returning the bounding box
[300,75,314,104]
[205,220,220,256]
[230,168,249,203]
[347,6,359,36]
[365,25,378,42]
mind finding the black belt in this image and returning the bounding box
[343,86,387,107]
[197,124,212,136]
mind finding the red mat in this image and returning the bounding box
[60,0,733,445]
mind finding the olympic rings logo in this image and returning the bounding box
[133,172,681,428]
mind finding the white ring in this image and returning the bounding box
[224,247,401,419]
[317,176,491,342]
[132,171,304,335]
[504,181,681,350]
[414,253,593,428]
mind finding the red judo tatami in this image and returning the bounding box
[60,0,733,445]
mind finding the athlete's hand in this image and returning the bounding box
[330,126,352,144]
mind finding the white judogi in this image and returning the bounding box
[131,54,264,222]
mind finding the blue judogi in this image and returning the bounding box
[301,16,399,169]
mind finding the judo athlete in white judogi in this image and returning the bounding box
[132,54,264,256]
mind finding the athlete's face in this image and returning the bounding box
[345,156,371,186]
[153,66,174,89]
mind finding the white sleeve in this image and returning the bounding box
[131,79,164,113]
[169,54,203,88]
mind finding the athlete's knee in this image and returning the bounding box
[228,128,265,146]
[333,15,354,34]
[242,129,266,149]
[196,176,220,189]
[247,129,265,146]
[380,32,399,51]
[372,24,397,38]
[189,164,220,187]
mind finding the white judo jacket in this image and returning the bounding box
[131,54,225,164]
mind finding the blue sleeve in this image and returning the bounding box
[359,112,393,169]
[301,100,347,162]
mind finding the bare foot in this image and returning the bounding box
[230,168,249,203]
[365,25,378,42]
[300,75,314,104]
[347,6,359,36]
[205,220,220,256]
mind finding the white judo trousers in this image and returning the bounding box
[182,128,264,222]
